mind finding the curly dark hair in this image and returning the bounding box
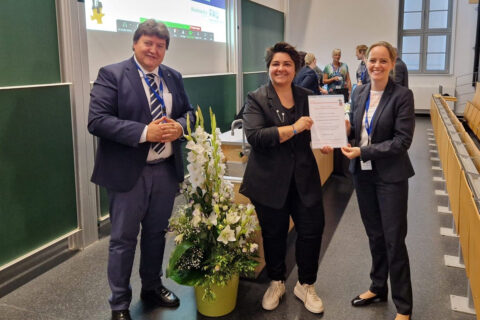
[265,42,301,72]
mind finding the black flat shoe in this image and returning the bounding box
[141,285,180,308]
[351,292,387,307]
[111,309,131,320]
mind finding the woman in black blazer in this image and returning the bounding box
[240,42,330,314]
[341,41,414,320]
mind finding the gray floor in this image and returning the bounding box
[0,117,476,320]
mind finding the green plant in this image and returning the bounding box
[167,107,259,301]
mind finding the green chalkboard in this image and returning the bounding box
[0,0,61,86]
[0,85,77,266]
[243,72,268,99]
[183,74,237,133]
[242,1,284,73]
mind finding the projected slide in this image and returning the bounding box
[85,0,226,42]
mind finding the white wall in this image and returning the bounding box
[285,0,478,112]
[250,0,285,12]
[286,0,398,83]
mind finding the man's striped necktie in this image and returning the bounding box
[146,73,165,154]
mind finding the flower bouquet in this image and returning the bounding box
[167,108,259,303]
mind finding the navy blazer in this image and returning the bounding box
[349,79,415,182]
[239,82,323,209]
[394,57,409,88]
[294,66,320,94]
[88,57,195,192]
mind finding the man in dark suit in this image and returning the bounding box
[393,48,409,88]
[88,19,195,320]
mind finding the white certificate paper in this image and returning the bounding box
[308,95,348,149]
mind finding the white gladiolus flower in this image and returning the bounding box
[217,225,236,244]
[250,243,258,253]
[226,212,241,224]
[208,212,218,226]
[191,208,202,227]
[185,140,196,150]
[174,234,184,244]
[236,225,242,238]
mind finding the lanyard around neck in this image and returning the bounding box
[332,63,341,75]
[364,94,376,137]
[135,63,166,114]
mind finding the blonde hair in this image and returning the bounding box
[304,53,316,65]
[356,44,368,54]
[366,41,396,62]
[332,48,341,56]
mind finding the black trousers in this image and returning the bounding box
[332,88,349,102]
[353,170,413,315]
[252,178,325,285]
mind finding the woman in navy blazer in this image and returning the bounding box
[294,53,321,94]
[240,42,330,314]
[342,41,415,320]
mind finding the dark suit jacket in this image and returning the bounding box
[294,66,320,94]
[239,82,323,209]
[394,57,409,88]
[348,79,415,182]
[88,57,195,192]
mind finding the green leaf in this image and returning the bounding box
[166,241,194,278]
[197,106,204,129]
[167,241,206,286]
[186,113,192,137]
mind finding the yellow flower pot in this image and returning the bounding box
[194,274,239,317]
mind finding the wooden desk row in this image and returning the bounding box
[462,83,480,141]
[431,94,480,317]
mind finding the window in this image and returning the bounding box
[398,0,452,74]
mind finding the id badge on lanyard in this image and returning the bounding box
[361,94,374,171]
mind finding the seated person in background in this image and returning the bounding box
[323,48,352,102]
[355,44,370,85]
[294,53,321,94]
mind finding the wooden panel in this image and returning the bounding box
[473,82,480,107]
[469,107,478,128]
[459,171,472,277]
[461,131,480,172]
[313,149,334,186]
[222,145,248,163]
[451,116,465,133]
[467,205,480,313]
[471,108,480,134]
[446,144,461,232]
[464,102,472,123]
[439,124,449,176]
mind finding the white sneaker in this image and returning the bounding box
[293,281,324,314]
[262,280,286,310]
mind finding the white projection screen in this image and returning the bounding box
[84,0,228,80]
